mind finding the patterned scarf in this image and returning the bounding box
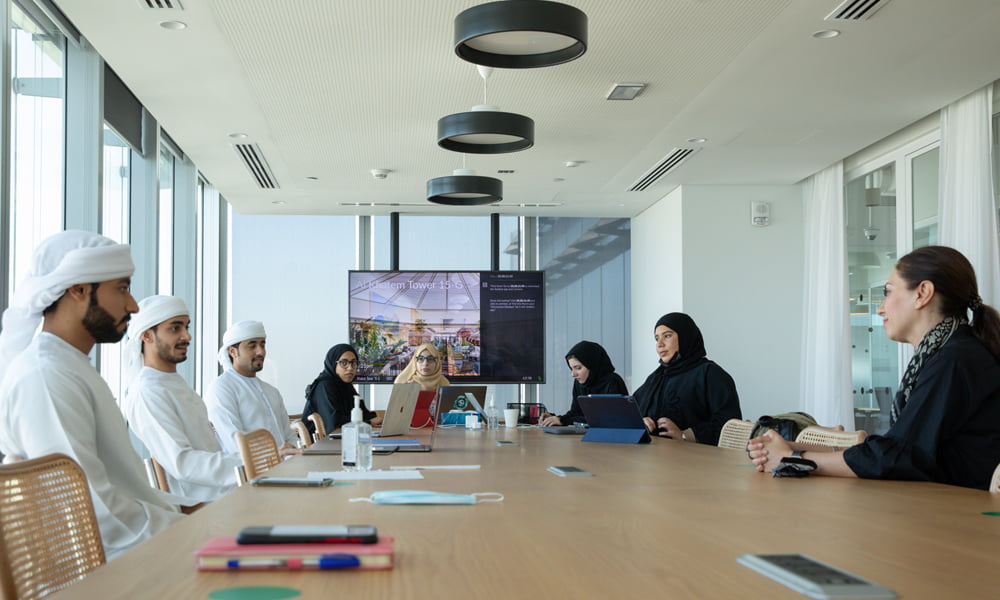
[890,316,965,425]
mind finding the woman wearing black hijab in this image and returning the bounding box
[633,313,741,445]
[302,344,382,434]
[540,341,629,426]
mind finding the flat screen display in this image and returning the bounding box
[349,271,544,384]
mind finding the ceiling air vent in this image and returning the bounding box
[628,148,698,192]
[139,0,183,9]
[825,0,891,21]
[233,144,279,189]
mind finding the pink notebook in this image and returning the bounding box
[195,536,394,571]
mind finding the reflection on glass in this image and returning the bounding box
[912,147,939,248]
[845,164,897,434]
[8,4,65,296]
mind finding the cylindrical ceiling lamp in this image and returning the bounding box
[454,0,588,69]
[438,105,534,154]
[427,169,503,206]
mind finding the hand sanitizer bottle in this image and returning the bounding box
[486,395,499,430]
[342,396,372,471]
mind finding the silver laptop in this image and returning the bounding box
[375,383,421,437]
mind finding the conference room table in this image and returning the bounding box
[51,426,1000,599]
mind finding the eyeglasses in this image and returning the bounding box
[337,359,359,368]
[415,355,438,363]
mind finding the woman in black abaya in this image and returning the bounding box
[633,313,741,445]
[540,340,629,426]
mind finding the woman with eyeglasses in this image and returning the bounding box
[302,343,382,434]
[393,342,450,391]
[749,246,1000,489]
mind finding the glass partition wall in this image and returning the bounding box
[845,139,939,434]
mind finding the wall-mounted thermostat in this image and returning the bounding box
[751,201,770,227]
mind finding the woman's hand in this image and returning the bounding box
[747,430,792,472]
[540,413,562,427]
[642,417,657,433]
[370,415,384,427]
[655,417,685,439]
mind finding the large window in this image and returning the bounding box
[99,124,132,402]
[538,218,631,417]
[7,1,64,295]
[157,145,175,295]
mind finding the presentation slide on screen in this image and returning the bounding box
[348,271,544,383]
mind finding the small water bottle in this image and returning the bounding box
[342,396,372,471]
[486,396,499,430]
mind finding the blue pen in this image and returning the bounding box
[226,553,361,570]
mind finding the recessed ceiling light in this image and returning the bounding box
[553,177,565,182]
[228,132,248,139]
[812,29,840,39]
[606,83,646,101]
[686,137,707,144]
[271,200,286,205]
[159,20,187,30]
[306,176,318,181]
[564,160,582,168]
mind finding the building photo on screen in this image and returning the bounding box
[348,271,544,384]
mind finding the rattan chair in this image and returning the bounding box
[717,419,755,450]
[290,420,312,448]
[795,426,867,449]
[143,457,170,492]
[990,463,1000,493]
[0,453,106,600]
[307,413,327,439]
[233,429,281,481]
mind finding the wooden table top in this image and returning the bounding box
[49,427,1000,599]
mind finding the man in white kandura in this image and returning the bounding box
[0,231,187,559]
[204,320,300,457]
[122,295,241,502]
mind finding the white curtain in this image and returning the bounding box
[800,162,855,429]
[939,85,1000,307]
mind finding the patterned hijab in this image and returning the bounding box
[890,316,965,425]
[394,343,449,391]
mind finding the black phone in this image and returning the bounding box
[236,525,378,544]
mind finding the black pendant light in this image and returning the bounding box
[454,0,588,69]
[438,105,534,154]
[427,170,503,206]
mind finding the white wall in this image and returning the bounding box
[630,187,683,383]
[227,214,356,414]
[631,184,805,423]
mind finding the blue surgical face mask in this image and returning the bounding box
[349,490,504,505]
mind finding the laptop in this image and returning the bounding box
[436,385,488,424]
[374,383,421,437]
[578,395,652,443]
[410,389,438,428]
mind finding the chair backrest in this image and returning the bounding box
[717,419,755,450]
[143,457,170,492]
[795,426,867,448]
[290,420,312,448]
[0,453,106,600]
[307,413,327,439]
[990,463,1000,493]
[233,429,281,480]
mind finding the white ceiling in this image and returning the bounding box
[52,0,1000,218]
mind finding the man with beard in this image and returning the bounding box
[0,231,186,559]
[205,321,300,457]
[121,296,240,502]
